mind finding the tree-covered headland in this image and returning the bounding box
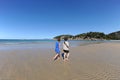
[53,31,120,40]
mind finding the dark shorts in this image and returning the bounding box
[63,50,69,53]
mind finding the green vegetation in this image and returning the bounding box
[107,31,120,40]
[54,35,74,40]
[53,31,120,40]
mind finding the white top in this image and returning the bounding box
[63,41,69,50]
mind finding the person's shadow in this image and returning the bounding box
[61,53,64,60]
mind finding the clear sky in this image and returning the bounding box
[0,0,120,39]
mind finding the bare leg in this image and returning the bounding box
[66,53,70,60]
[64,53,70,61]
[57,55,60,60]
[63,53,66,60]
[64,53,69,61]
[53,54,60,60]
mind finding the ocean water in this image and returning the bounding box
[0,39,114,50]
[0,39,55,50]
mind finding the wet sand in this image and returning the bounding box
[0,43,120,80]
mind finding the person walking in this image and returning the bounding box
[63,37,70,61]
[53,38,61,61]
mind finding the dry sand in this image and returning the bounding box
[0,43,120,80]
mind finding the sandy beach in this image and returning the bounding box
[0,42,120,80]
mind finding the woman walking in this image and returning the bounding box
[53,38,61,61]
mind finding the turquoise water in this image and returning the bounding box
[0,39,118,50]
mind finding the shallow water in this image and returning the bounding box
[0,39,107,50]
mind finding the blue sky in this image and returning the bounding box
[0,0,120,39]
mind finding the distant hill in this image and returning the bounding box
[107,31,120,40]
[53,31,120,40]
[53,35,74,40]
